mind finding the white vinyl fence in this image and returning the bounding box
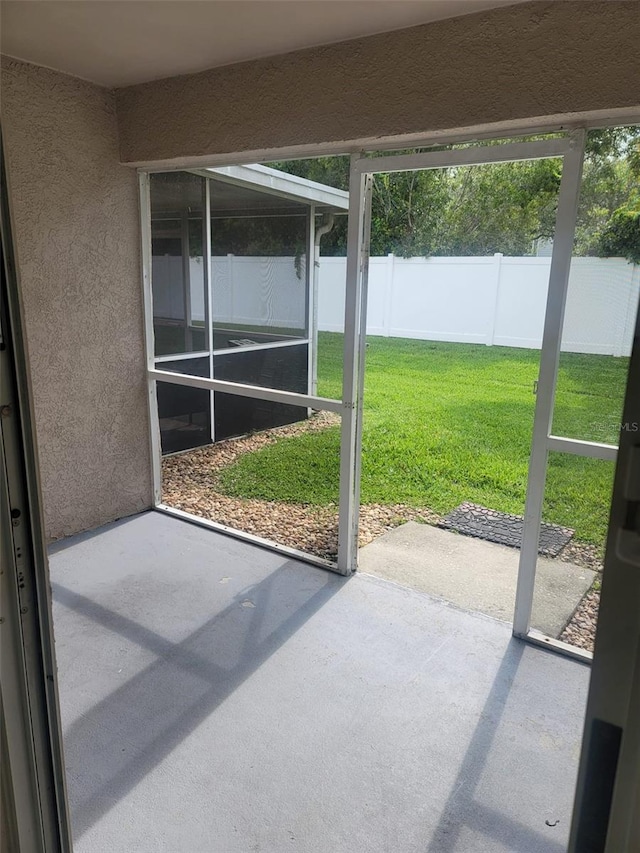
[319,254,640,356]
[152,254,640,356]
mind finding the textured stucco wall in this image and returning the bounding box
[1,58,152,540]
[116,1,640,165]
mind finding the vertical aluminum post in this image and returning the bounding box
[513,130,587,636]
[205,178,215,442]
[138,171,162,505]
[337,156,372,574]
[352,176,374,539]
[307,204,316,398]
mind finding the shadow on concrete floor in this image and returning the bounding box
[53,561,344,839]
[50,512,589,852]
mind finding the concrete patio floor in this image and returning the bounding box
[359,522,595,637]
[49,511,590,853]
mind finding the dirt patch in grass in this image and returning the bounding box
[162,411,600,650]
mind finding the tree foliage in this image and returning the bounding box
[598,204,640,265]
[271,127,640,261]
[573,130,640,261]
[586,130,640,264]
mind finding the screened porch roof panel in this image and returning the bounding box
[204,163,349,214]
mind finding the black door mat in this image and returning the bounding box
[438,502,574,557]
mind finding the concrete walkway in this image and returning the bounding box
[359,522,595,637]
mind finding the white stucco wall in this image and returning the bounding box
[1,57,152,540]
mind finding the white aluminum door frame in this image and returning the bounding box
[513,131,587,637]
[343,132,589,607]
[141,132,595,593]
[511,130,622,660]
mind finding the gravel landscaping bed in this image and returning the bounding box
[162,411,601,651]
[163,412,440,561]
[559,587,600,652]
[558,540,603,574]
[556,544,602,652]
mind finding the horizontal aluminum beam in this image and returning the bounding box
[154,339,310,363]
[149,367,343,413]
[523,629,593,664]
[154,350,210,363]
[210,337,309,357]
[547,434,618,462]
[355,138,571,175]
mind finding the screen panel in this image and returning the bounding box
[210,178,309,344]
[213,342,309,441]
[552,127,639,445]
[161,409,341,567]
[156,356,211,454]
[552,260,635,445]
[150,172,207,357]
[530,451,614,652]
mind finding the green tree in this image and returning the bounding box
[573,132,640,257]
[430,159,561,255]
[274,155,561,257]
[589,132,640,264]
[598,204,640,264]
[272,155,349,255]
[270,127,640,259]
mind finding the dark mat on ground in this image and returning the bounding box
[438,502,574,556]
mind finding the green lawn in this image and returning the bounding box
[218,334,628,545]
